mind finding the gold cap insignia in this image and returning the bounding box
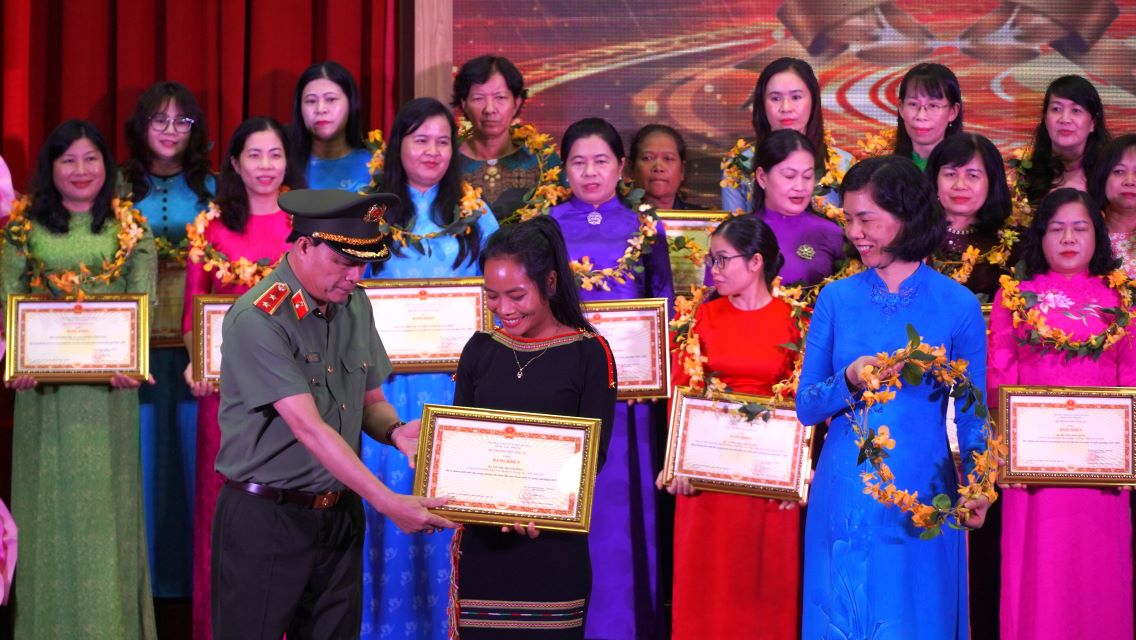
[363,204,387,223]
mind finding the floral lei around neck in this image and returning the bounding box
[1006,146,1036,228]
[932,226,1021,287]
[998,270,1134,359]
[187,202,288,288]
[720,129,849,226]
[4,195,148,300]
[359,126,491,255]
[568,184,664,292]
[852,324,1004,538]
[457,118,570,224]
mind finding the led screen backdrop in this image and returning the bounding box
[454,1,1136,204]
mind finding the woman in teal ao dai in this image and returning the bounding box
[121,80,215,600]
[359,98,498,640]
[797,156,992,640]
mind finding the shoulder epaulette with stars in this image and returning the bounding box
[291,290,310,320]
[254,282,290,315]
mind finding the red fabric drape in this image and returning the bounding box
[0,0,400,191]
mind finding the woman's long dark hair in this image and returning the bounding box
[480,216,595,333]
[1090,134,1136,212]
[380,98,480,269]
[1020,188,1114,279]
[214,117,305,233]
[28,119,116,234]
[894,63,963,158]
[750,57,829,169]
[288,61,367,169]
[121,81,213,203]
[1021,75,1111,205]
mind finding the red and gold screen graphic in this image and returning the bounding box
[455,1,1136,203]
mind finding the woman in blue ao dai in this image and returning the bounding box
[549,118,673,640]
[358,98,497,640]
[121,81,214,600]
[797,156,992,640]
[722,57,853,214]
[290,61,374,193]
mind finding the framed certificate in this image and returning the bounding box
[657,210,730,294]
[663,387,813,501]
[192,294,238,383]
[151,259,187,347]
[998,385,1136,486]
[413,403,602,533]
[4,294,150,383]
[362,278,492,373]
[582,298,670,399]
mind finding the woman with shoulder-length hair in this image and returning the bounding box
[359,96,499,640]
[722,57,854,213]
[121,79,215,602]
[989,188,1134,639]
[289,60,375,193]
[181,115,302,640]
[1,119,158,638]
[797,155,991,640]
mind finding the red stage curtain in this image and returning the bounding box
[0,0,400,191]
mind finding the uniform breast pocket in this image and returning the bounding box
[339,356,369,405]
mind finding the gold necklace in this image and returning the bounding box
[511,347,549,379]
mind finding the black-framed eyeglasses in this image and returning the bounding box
[149,114,195,133]
[707,253,753,269]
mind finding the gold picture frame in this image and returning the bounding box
[656,209,730,294]
[151,258,188,347]
[413,403,602,533]
[663,387,813,501]
[581,298,671,400]
[4,293,150,383]
[192,294,239,384]
[361,277,493,373]
[998,385,1136,486]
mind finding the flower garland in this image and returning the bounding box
[155,236,189,265]
[719,129,849,219]
[1006,146,1035,228]
[854,127,897,159]
[378,182,489,254]
[852,324,1004,538]
[4,195,147,300]
[997,271,1134,359]
[457,118,570,223]
[932,226,1020,286]
[187,203,285,288]
[568,186,662,292]
[363,128,387,195]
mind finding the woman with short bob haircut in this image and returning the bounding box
[894,62,963,168]
[798,155,990,640]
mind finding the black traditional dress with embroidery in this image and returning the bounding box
[450,328,617,638]
[935,226,1022,300]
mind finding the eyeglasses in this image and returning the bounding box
[707,253,753,269]
[149,114,195,133]
[901,100,951,116]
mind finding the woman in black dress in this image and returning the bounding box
[451,215,618,638]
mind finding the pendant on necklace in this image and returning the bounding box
[516,370,524,379]
[587,211,603,225]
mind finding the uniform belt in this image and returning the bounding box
[225,479,348,510]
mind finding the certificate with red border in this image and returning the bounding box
[4,294,150,383]
[663,387,812,501]
[362,278,492,373]
[192,294,238,383]
[999,385,1136,486]
[413,404,601,533]
[582,298,670,399]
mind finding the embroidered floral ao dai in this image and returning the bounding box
[989,271,1135,640]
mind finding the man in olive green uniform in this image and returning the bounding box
[211,189,455,640]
